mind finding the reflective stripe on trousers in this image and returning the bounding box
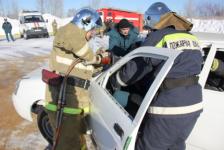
[148,102,203,115]
[44,102,90,115]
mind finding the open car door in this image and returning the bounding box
[186,43,224,150]
[88,46,181,150]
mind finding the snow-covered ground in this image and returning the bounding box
[0,14,224,36]
[0,37,53,59]
[2,121,48,150]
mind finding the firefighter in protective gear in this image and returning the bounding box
[52,19,58,36]
[110,2,203,150]
[45,7,103,150]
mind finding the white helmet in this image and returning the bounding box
[71,7,102,32]
[144,2,171,29]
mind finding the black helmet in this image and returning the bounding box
[144,2,171,28]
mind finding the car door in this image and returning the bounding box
[186,44,224,150]
[88,46,181,150]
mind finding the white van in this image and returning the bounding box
[19,10,49,39]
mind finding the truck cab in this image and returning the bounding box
[19,10,49,39]
[97,8,143,32]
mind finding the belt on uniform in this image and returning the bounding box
[159,76,199,92]
[67,76,90,89]
[67,76,90,90]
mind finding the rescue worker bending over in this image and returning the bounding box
[107,19,140,56]
[110,2,203,150]
[45,8,105,150]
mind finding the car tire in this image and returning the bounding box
[20,33,24,38]
[23,32,29,40]
[45,34,49,38]
[37,108,53,145]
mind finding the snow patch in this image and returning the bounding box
[0,37,53,59]
[4,121,47,150]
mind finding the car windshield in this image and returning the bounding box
[24,15,44,23]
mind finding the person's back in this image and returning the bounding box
[108,4,203,150]
[107,19,139,56]
[136,9,203,150]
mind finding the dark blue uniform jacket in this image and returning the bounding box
[117,27,203,117]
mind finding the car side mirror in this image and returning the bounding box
[45,19,48,23]
[20,20,22,24]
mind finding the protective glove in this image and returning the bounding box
[98,51,111,65]
[83,55,102,65]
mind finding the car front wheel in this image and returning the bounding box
[23,32,29,40]
[37,108,53,145]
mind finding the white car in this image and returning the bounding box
[12,32,224,149]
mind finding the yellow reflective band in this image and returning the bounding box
[155,38,165,48]
[63,107,83,115]
[148,102,203,115]
[155,33,200,49]
[45,103,83,115]
[164,33,199,42]
[211,58,219,72]
[81,144,87,150]
[83,106,90,114]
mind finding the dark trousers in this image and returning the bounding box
[135,114,200,150]
[5,31,15,42]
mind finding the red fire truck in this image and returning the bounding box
[97,8,143,31]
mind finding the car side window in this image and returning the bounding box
[104,56,165,119]
[204,48,224,91]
